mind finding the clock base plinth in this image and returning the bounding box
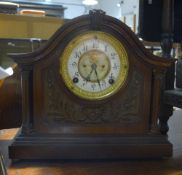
[9,134,172,159]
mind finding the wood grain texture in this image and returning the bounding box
[0,80,4,88]
[0,67,21,130]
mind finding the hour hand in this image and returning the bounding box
[85,65,94,81]
[92,64,102,90]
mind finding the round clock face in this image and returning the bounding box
[60,31,129,100]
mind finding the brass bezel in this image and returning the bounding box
[60,31,129,100]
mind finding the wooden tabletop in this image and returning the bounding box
[1,109,182,175]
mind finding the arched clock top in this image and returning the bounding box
[9,10,174,69]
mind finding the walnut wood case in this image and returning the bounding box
[8,10,174,159]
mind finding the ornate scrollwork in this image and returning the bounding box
[44,67,143,125]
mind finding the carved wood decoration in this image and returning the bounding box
[8,10,175,159]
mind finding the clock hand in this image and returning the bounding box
[92,64,102,90]
[85,64,95,81]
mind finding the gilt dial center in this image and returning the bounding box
[78,50,110,82]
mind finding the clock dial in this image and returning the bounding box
[60,31,129,100]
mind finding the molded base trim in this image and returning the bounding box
[9,134,172,159]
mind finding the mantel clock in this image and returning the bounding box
[9,10,175,159]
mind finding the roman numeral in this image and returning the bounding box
[74,51,82,58]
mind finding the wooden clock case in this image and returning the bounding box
[9,10,174,159]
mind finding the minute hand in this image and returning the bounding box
[85,66,94,81]
[93,65,101,90]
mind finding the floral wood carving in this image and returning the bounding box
[44,67,143,125]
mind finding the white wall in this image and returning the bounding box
[10,0,139,30]
[58,0,139,32]
[50,0,122,19]
[94,0,121,19]
[120,0,139,31]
